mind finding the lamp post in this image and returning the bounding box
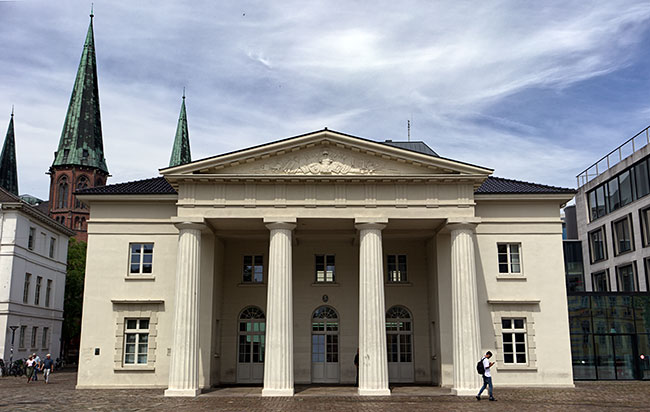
[9,326,18,364]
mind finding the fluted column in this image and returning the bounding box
[165,222,204,397]
[262,221,296,396]
[356,221,390,396]
[449,224,481,396]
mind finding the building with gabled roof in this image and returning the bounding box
[75,128,575,397]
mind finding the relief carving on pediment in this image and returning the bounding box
[252,149,392,175]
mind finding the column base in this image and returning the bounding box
[358,388,391,396]
[451,387,478,396]
[262,388,294,397]
[164,388,201,397]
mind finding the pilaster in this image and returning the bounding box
[355,220,390,396]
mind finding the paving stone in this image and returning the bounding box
[0,370,648,411]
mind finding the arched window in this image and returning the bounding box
[60,216,65,226]
[56,177,69,209]
[386,305,413,382]
[75,176,89,209]
[312,306,339,382]
[80,217,86,230]
[237,306,265,383]
[74,216,81,230]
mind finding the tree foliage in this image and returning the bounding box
[62,238,87,357]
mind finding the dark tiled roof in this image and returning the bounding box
[0,187,74,235]
[476,176,576,195]
[381,141,439,157]
[35,200,50,215]
[76,176,176,195]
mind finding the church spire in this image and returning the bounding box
[168,91,192,167]
[51,11,108,174]
[0,109,19,196]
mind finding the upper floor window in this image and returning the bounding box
[588,227,607,263]
[56,176,68,209]
[635,159,650,199]
[45,279,52,308]
[243,255,264,283]
[129,243,153,274]
[42,327,49,349]
[75,176,89,209]
[641,207,650,247]
[387,255,407,283]
[34,276,42,305]
[612,216,633,255]
[31,326,38,349]
[592,270,610,292]
[588,185,607,221]
[616,264,638,292]
[315,255,335,282]
[49,237,56,258]
[28,227,35,250]
[23,273,31,303]
[19,325,26,348]
[124,318,149,365]
[501,318,527,364]
[497,243,521,274]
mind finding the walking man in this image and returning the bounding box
[32,353,40,381]
[476,351,496,401]
[42,354,54,384]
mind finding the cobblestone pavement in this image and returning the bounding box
[1,370,649,411]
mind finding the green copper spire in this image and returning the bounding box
[52,11,108,174]
[0,109,19,196]
[168,92,192,167]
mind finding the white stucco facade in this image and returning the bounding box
[76,130,574,395]
[0,195,73,364]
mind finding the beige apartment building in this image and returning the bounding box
[75,129,575,396]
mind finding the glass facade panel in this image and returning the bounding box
[607,178,620,212]
[596,185,607,218]
[635,160,650,199]
[589,190,598,221]
[571,334,597,379]
[619,170,633,207]
[614,219,632,254]
[594,334,616,379]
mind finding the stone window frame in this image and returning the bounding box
[496,242,523,275]
[588,226,607,263]
[615,262,638,292]
[612,215,634,256]
[127,243,155,277]
[386,254,408,283]
[314,254,336,283]
[242,254,265,284]
[491,310,537,371]
[112,302,160,372]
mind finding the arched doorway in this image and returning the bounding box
[237,306,265,383]
[311,306,339,383]
[386,305,414,382]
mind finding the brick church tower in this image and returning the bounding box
[48,11,108,242]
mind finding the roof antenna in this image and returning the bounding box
[90,3,94,18]
[182,86,186,99]
[11,105,14,117]
[407,119,411,142]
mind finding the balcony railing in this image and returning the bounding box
[576,125,650,187]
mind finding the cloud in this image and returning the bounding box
[2,0,650,198]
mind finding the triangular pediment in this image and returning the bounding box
[161,129,493,178]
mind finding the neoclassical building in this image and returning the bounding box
[76,129,575,396]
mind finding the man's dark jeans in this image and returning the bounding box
[477,375,493,398]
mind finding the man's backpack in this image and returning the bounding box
[476,358,485,375]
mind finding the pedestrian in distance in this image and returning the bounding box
[42,354,54,384]
[25,356,35,383]
[476,351,496,401]
[32,353,40,381]
[354,348,359,387]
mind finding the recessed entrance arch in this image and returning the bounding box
[311,305,339,383]
[386,305,414,383]
[237,306,265,383]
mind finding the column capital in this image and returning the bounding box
[264,217,297,231]
[446,223,477,233]
[355,217,388,231]
[171,217,210,232]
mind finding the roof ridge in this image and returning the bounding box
[487,175,574,191]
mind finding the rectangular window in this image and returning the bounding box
[497,243,521,274]
[45,279,52,307]
[28,227,35,250]
[34,276,42,305]
[592,270,610,292]
[23,273,31,303]
[123,318,150,365]
[588,190,598,221]
[315,255,335,282]
[19,325,26,348]
[613,217,633,255]
[242,255,264,283]
[641,207,650,247]
[619,170,634,207]
[589,227,606,262]
[607,178,620,212]
[635,159,650,199]
[49,237,56,258]
[42,327,49,348]
[617,264,638,292]
[129,243,153,274]
[387,255,407,282]
[595,185,607,218]
[501,318,527,364]
[31,326,38,348]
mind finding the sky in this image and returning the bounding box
[2,1,650,200]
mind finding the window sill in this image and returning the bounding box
[496,275,526,281]
[311,282,339,287]
[114,366,155,372]
[124,275,155,281]
[385,282,412,287]
[237,283,266,287]
[496,365,537,372]
[614,250,634,257]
